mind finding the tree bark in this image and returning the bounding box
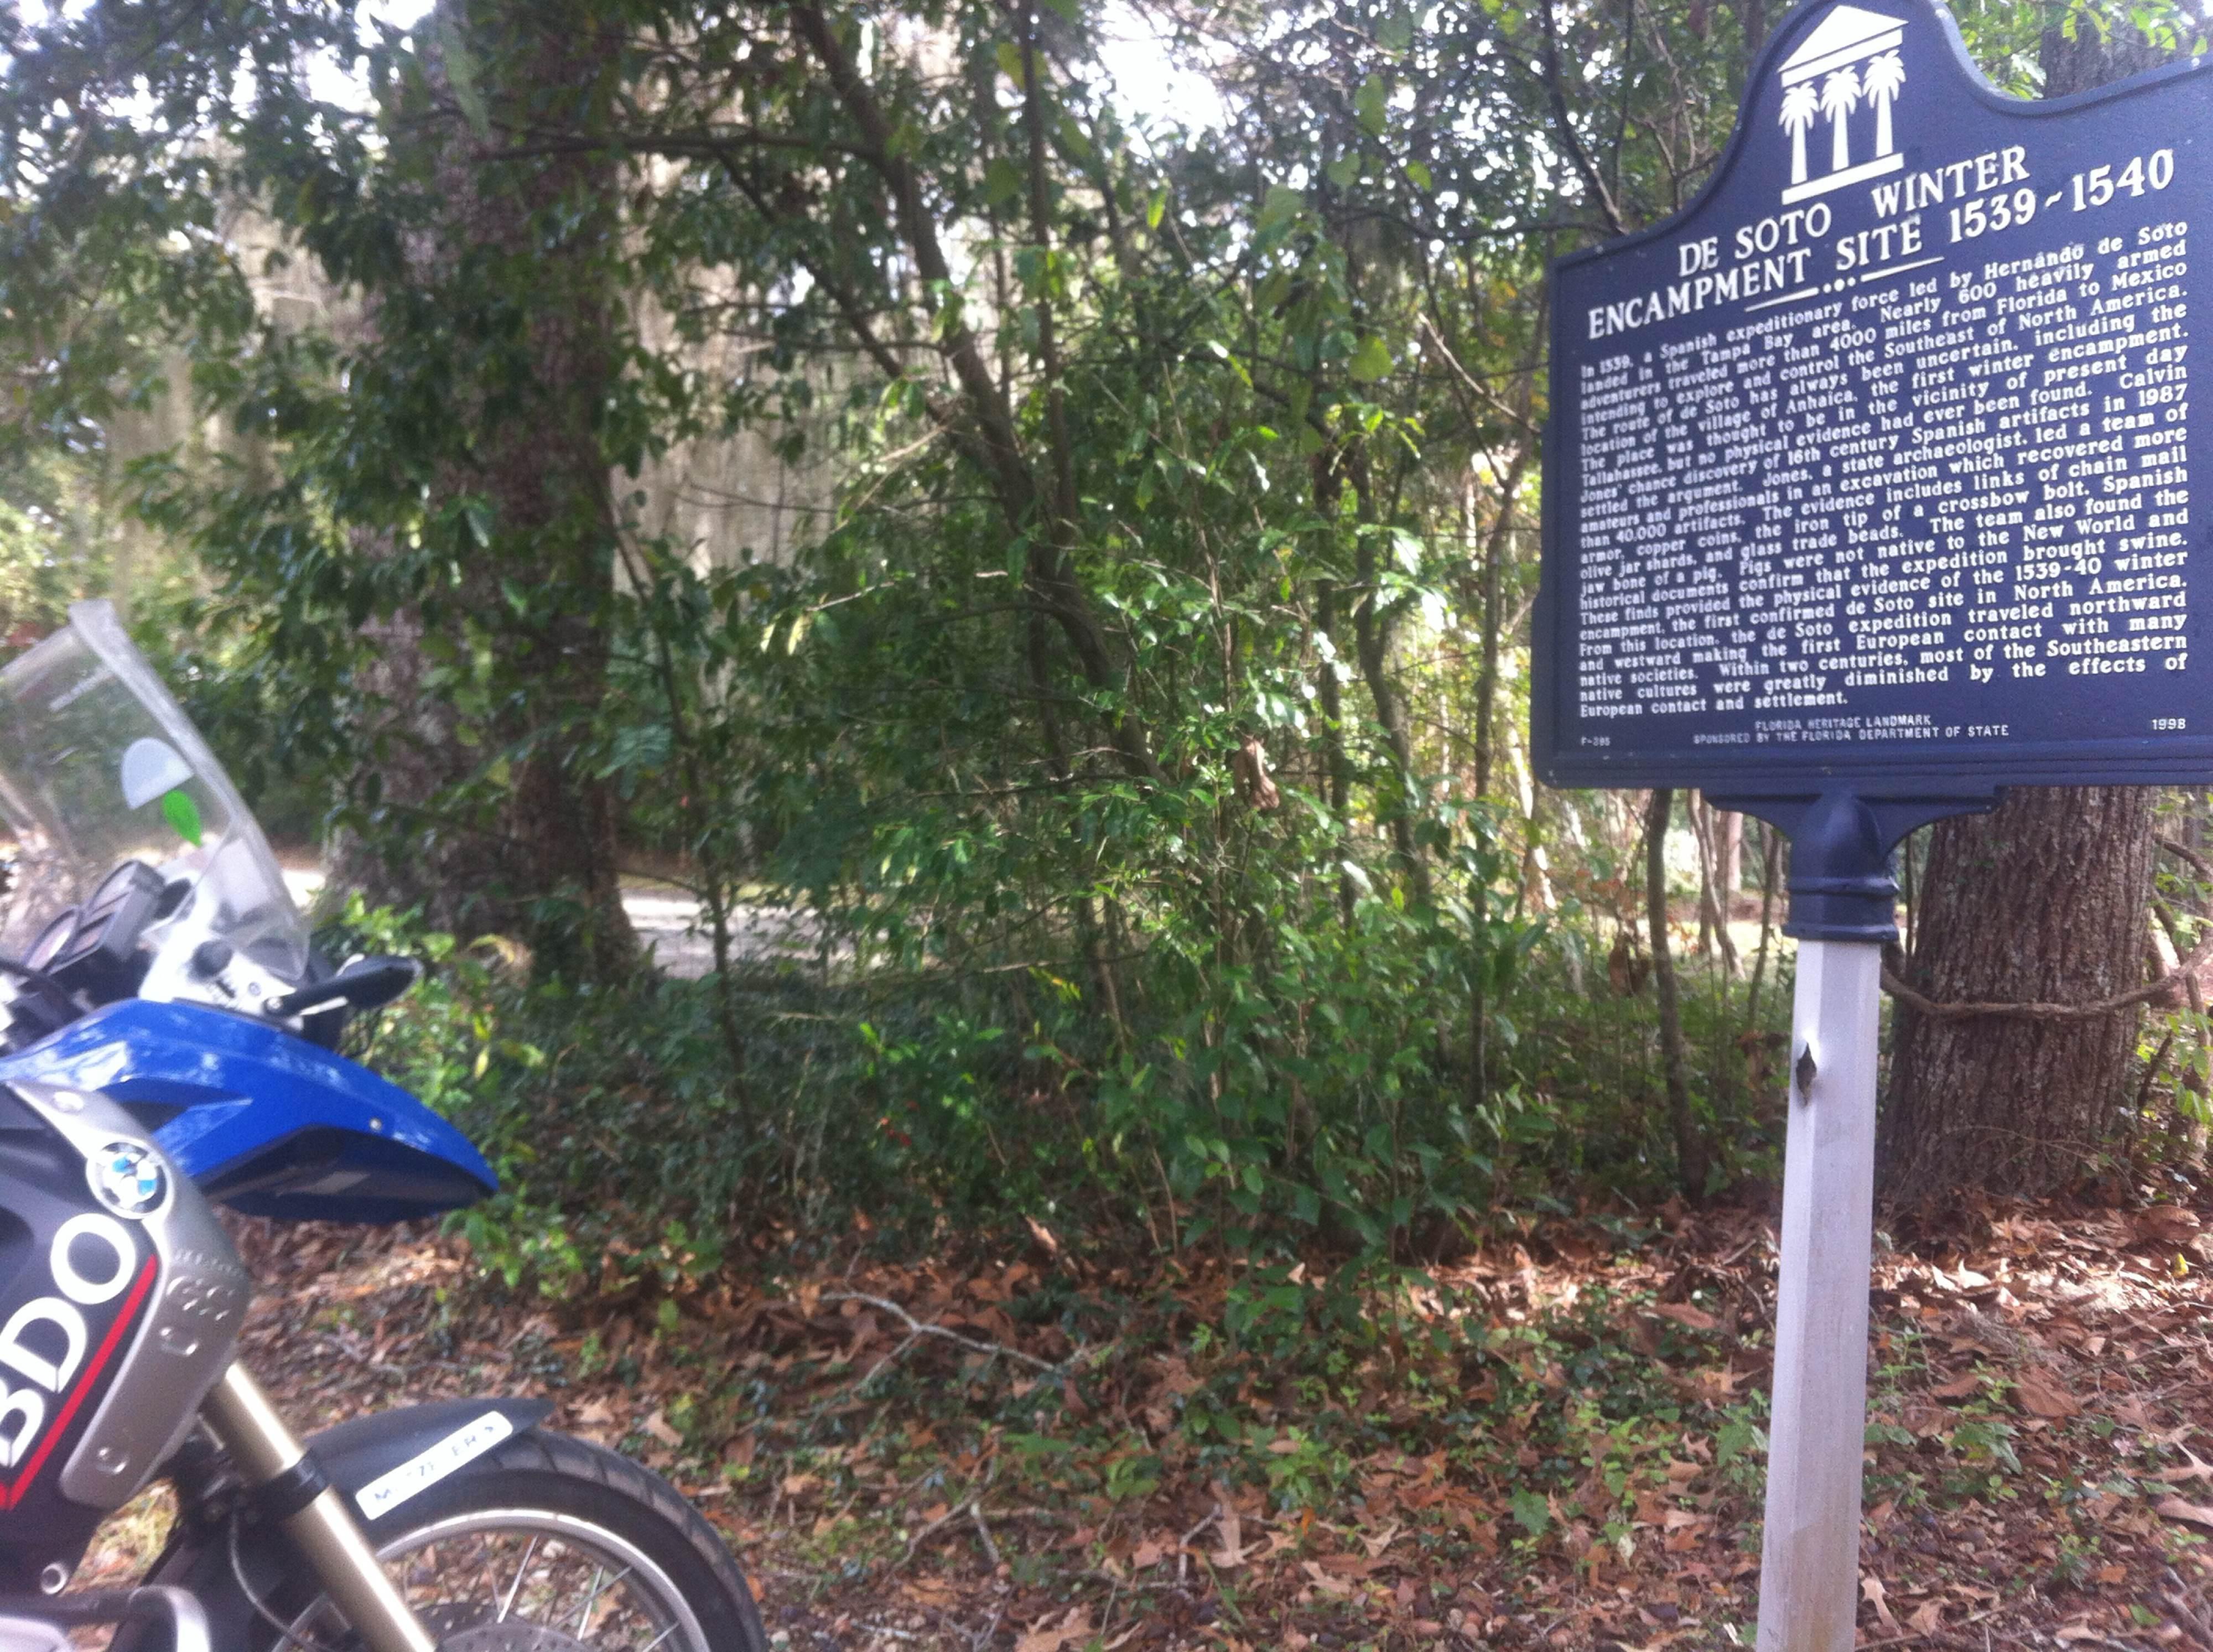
[1690,792,1738,976]
[330,0,635,979]
[1315,579,1354,927]
[1726,0,1766,65]
[1647,788,1707,1198]
[1469,447,1533,803]
[1878,22,2176,1207]
[1745,821,1780,1035]
[1882,789,2158,1205]
[1469,473,1499,803]
[1344,451,1434,907]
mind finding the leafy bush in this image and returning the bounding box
[330,851,1790,1297]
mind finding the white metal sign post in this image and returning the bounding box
[1757,937,1882,1648]
[1706,788,1992,1649]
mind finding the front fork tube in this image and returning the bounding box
[199,1364,437,1652]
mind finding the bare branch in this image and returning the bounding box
[825,1290,1062,1377]
[1536,0,1627,236]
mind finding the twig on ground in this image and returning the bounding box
[1853,1611,2033,1651]
[892,1502,970,1570]
[824,1290,1061,1389]
[2164,1580,2213,1650]
[968,1499,1003,1570]
[855,1331,926,1391]
[1069,1569,1199,1597]
[825,1455,942,1525]
[1095,1576,1124,1647]
[996,1506,1076,1526]
[888,1462,1028,1575]
[1176,1505,1217,1587]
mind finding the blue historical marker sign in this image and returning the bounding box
[1536,0,2213,792]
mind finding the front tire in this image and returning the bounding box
[269,1429,769,1652]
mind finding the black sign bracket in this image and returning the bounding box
[1707,786,2001,941]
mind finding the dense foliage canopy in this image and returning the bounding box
[2,0,2207,1281]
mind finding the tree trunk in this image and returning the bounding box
[1310,442,1432,905]
[1878,20,2176,1207]
[1316,580,1354,927]
[1727,0,1766,60]
[1882,788,2158,1204]
[1648,788,1707,1198]
[330,0,635,979]
[1470,473,1500,803]
[1689,792,1738,976]
[1346,455,1434,907]
[1745,821,1780,1035]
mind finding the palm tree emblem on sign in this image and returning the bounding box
[1863,50,1905,155]
[1776,5,1907,204]
[1780,83,1821,184]
[1821,66,1862,171]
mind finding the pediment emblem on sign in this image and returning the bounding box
[1778,4,1907,204]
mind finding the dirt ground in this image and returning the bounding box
[87,1187,2213,1651]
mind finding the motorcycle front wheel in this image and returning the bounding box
[262,1428,770,1652]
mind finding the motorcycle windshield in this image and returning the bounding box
[0,601,310,984]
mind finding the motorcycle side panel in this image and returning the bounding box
[0,1090,141,1588]
[0,1001,495,1224]
[0,1084,245,1590]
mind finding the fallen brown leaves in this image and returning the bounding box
[148,1185,2213,1650]
[2155,1495,2213,1532]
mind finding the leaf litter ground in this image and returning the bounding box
[81,1189,2213,1650]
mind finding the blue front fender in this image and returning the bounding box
[0,998,496,1222]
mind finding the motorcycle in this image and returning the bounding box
[0,602,770,1652]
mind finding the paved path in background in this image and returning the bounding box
[282,869,817,980]
[622,886,822,979]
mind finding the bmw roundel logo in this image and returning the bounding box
[89,1141,167,1218]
